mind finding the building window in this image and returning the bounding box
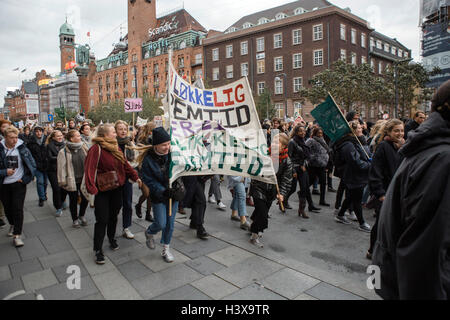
[370,37,375,48]
[376,40,382,49]
[212,67,219,81]
[258,17,269,25]
[294,101,302,116]
[313,49,323,66]
[293,77,302,93]
[295,7,306,15]
[378,61,383,74]
[132,54,138,62]
[226,65,233,78]
[257,37,265,52]
[274,57,283,71]
[275,78,283,95]
[212,48,219,61]
[351,29,357,44]
[90,88,94,96]
[257,82,265,95]
[293,29,302,45]
[391,46,396,55]
[293,53,302,69]
[313,24,323,41]
[195,54,202,65]
[404,51,409,58]
[340,49,346,62]
[226,45,233,58]
[257,60,265,74]
[351,52,357,65]
[370,59,375,71]
[241,41,248,55]
[243,22,253,29]
[398,49,403,57]
[340,24,346,40]
[276,12,287,20]
[361,33,366,48]
[275,103,284,118]
[384,43,390,53]
[241,63,249,77]
[361,56,367,64]
[274,33,283,48]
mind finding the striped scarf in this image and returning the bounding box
[269,147,289,163]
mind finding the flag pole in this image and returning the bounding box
[168,49,173,217]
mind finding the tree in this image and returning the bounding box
[255,89,276,121]
[87,93,163,125]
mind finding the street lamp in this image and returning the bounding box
[275,73,288,119]
[393,57,413,119]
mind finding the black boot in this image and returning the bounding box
[283,200,292,210]
[145,210,154,222]
[135,204,143,219]
[319,185,330,206]
[327,176,337,192]
[297,194,309,219]
[307,193,321,212]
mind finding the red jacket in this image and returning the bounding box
[85,144,139,195]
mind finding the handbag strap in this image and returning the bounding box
[94,145,101,185]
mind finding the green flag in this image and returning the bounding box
[311,95,351,142]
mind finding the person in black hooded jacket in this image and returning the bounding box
[333,121,371,232]
[27,126,48,207]
[372,79,450,300]
[367,119,405,259]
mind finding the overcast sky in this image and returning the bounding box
[0,0,421,105]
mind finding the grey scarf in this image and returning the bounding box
[67,141,84,151]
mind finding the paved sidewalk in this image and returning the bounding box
[0,180,380,300]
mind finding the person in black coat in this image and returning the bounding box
[27,126,48,207]
[19,126,31,145]
[182,175,211,240]
[404,111,426,140]
[333,121,371,232]
[249,133,292,247]
[372,79,450,300]
[46,130,67,215]
[288,125,321,219]
[367,119,405,259]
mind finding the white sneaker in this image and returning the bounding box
[218,201,227,209]
[72,220,81,228]
[145,232,155,250]
[348,212,358,222]
[250,235,263,248]
[13,236,24,247]
[162,246,174,263]
[208,196,217,204]
[123,228,135,239]
[7,226,14,237]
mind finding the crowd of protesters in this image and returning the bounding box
[0,79,448,300]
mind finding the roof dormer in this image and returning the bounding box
[275,12,287,20]
[242,22,254,29]
[294,7,306,15]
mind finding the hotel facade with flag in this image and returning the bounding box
[88,0,207,109]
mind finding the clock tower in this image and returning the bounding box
[128,0,157,61]
[59,20,76,73]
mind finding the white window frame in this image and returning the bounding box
[361,33,366,48]
[241,62,249,77]
[212,48,219,61]
[351,52,357,65]
[361,56,367,64]
[313,24,323,41]
[212,67,219,81]
[226,65,233,78]
[293,77,303,93]
[257,82,265,95]
[274,56,283,72]
[256,37,265,52]
[241,41,248,55]
[275,103,284,118]
[258,17,269,25]
[340,24,346,41]
[293,53,302,69]
[313,49,323,66]
[275,79,283,95]
[340,49,346,62]
[226,45,233,58]
[378,62,383,74]
[243,22,253,29]
[376,40,382,49]
[274,33,283,49]
[292,29,302,45]
[351,28,357,44]
[391,46,396,55]
[384,43,390,53]
[257,60,265,74]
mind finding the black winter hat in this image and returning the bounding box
[431,79,450,111]
[151,127,170,145]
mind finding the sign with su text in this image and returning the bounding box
[168,62,278,185]
[124,98,143,113]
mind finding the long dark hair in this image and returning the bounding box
[289,124,306,140]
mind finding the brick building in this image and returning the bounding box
[89,0,208,108]
[203,0,411,121]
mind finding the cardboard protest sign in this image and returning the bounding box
[311,95,351,143]
[167,62,277,185]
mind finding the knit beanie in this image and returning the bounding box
[151,127,170,145]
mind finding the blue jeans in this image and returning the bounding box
[122,181,133,229]
[35,170,48,201]
[147,201,179,245]
[230,183,247,217]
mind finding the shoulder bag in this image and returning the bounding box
[95,145,120,192]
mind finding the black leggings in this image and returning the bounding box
[68,182,88,221]
[368,202,382,253]
[250,197,272,234]
[295,167,315,207]
[308,166,326,202]
[337,187,365,225]
[48,171,68,210]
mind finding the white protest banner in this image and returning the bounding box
[136,116,148,126]
[168,62,277,185]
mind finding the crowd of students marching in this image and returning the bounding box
[0,98,435,265]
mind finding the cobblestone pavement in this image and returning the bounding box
[0,179,380,300]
